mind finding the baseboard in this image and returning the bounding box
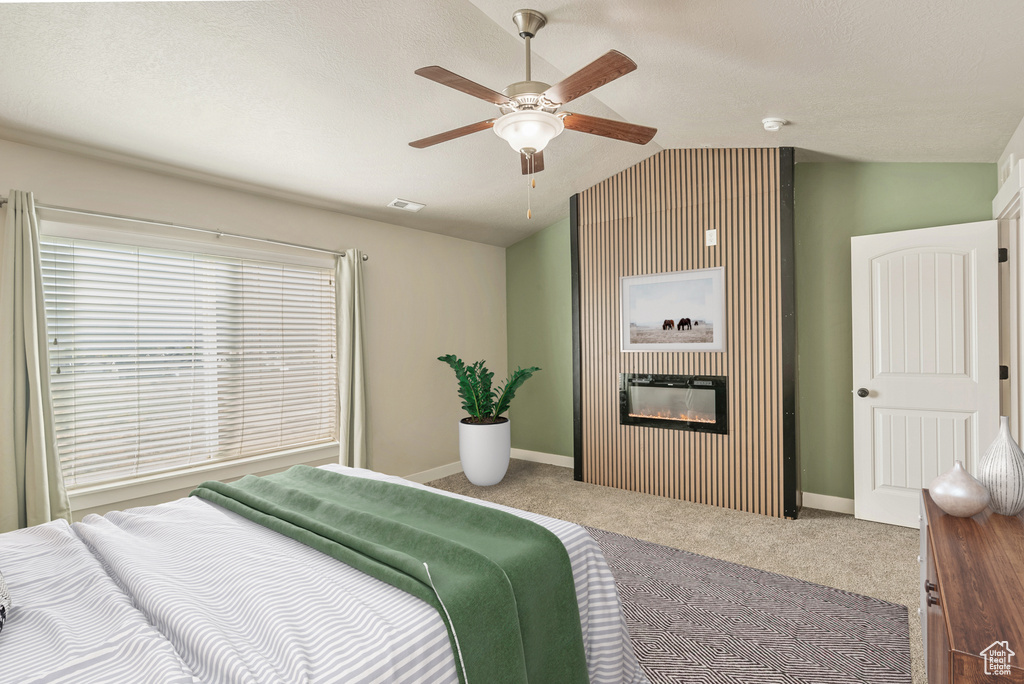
[511,448,574,469]
[406,449,574,483]
[801,491,855,515]
[404,460,463,484]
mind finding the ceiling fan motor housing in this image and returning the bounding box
[501,81,557,114]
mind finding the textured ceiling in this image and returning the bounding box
[1,1,1022,246]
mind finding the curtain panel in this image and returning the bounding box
[337,249,367,468]
[0,190,71,532]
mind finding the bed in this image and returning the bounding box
[0,465,648,684]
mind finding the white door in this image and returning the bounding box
[852,221,999,528]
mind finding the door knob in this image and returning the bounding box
[857,388,869,398]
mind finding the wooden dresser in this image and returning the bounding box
[921,490,1024,683]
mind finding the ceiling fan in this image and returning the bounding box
[409,8,657,175]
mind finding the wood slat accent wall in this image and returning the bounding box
[573,148,796,517]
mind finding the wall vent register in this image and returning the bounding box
[619,373,728,434]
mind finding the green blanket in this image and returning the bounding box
[190,466,588,684]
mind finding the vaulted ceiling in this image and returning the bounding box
[1,1,1022,246]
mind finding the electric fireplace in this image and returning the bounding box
[619,373,728,434]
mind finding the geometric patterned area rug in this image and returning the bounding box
[585,526,912,684]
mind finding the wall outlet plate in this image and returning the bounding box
[706,228,717,247]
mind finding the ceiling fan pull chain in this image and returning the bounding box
[527,154,533,219]
[527,176,531,220]
[528,152,539,218]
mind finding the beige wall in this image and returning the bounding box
[998,114,1024,193]
[0,138,507,481]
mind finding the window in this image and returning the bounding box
[40,235,338,489]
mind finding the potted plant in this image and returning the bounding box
[438,354,540,486]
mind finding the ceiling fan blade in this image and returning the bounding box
[409,119,497,149]
[415,66,512,106]
[561,112,656,145]
[543,50,637,105]
[520,150,545,175]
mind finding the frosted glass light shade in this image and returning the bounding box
[492,110,563,153]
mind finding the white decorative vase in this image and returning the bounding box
[458,418,511,486]
[928,460,989,518]
[978,416,1024,516]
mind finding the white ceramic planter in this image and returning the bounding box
[458,418,511,486]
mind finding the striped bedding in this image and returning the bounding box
[0,520,198,684]
[0,465,647,684]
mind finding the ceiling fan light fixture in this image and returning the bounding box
[493,110,564,153]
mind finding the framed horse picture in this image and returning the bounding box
[620,267,725,352]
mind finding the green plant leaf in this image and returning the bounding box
[493,366,540,418]
[438,354,485,418]
[473,360,495,417]
[439,355,539,422]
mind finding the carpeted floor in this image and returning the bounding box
[427,460,923,684]
[588,526,910,683]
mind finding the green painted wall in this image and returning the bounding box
[506,217,573,456]
[504,163,997,500]
[795,163,996,499]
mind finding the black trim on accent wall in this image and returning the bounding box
[780,147,799,519]
[570,193,583,482]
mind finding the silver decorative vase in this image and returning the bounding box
[928,460,989,518]
[978,416,1024,516]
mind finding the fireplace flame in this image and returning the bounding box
[628,410,716,424]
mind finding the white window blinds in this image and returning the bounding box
[40,235,338,489]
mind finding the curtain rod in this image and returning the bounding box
[0,196,367,261]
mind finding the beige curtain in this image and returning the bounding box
[336,249,367,468]
[0,191,71,532]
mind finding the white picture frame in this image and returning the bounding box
[620,266,726,352]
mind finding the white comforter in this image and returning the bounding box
[0,465,647,684]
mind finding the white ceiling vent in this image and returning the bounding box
[387,198,425,212]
